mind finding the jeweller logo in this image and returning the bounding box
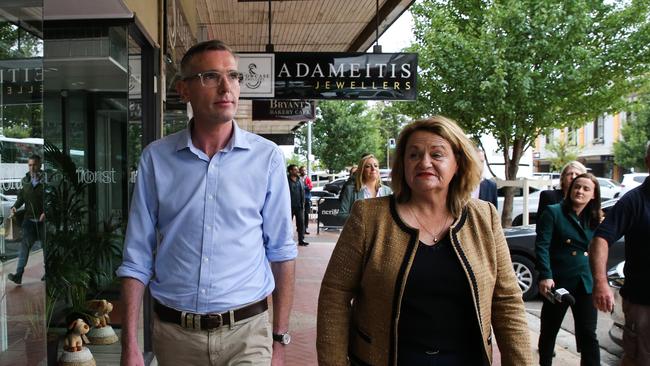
[238,54,275,98]
[244,63,270,90]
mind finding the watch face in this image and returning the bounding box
[281,333,291,345]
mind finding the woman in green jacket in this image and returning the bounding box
[535,173,602,366]
[338,154,392,219]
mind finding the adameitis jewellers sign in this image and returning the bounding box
[238,52,417,101]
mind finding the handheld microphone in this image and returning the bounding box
[542,287,576,306]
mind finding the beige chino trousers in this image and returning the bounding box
[153,310,272,366]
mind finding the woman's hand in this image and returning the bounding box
[538,279,555,296]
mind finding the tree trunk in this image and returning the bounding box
[500,137,525,227]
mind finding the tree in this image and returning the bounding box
[304,101,384,173]
[368,103,410,168]
[614,97,650,171]
[397,0,650,225]
[546,137,582,172]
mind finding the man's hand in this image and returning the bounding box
[539,278,555,295]
[39,213,45,222]
[10,207,16,216]
[120,341,144,366]
[593,280,615,312]
[271,342,286,366]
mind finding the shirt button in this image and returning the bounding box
[201,289,206,294]
[208,194,214,200]
[206,225,212,231]
[204,257,209,262]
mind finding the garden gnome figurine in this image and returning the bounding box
[59,318,96,366]
[85,299,119,344]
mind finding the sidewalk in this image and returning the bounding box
[284,226,612,366]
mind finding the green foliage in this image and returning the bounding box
[395,0,650,224]
[614,99,650,171]
[398,0,650,178]
[306,101,385,172]
[0,22,41,59]
[368,103,410,166]
[286,153,306,167]
[546,138,582,172]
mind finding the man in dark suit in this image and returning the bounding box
[475,148,498,208]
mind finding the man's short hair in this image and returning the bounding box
[287,164,297,173]
[28,154,42,162]
[180,39,234,78]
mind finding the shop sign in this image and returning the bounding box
[252,100,315,121]
[259,133,295,146]
[0,63,43,105]
[240,54,275,97]
[238,52,417,100]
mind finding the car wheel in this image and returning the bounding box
[511,254,538,301]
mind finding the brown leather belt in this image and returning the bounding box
[154,299,268,331]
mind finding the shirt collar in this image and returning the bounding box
[175,119,251,153]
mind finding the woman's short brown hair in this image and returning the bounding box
[391,116,482,217]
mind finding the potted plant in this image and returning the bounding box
[43,143,123,364]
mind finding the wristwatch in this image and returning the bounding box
[272,332,291,345]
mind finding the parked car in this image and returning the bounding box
[504,197,624,301]
[323,178,348,195]
[607,261,625,347]
[597,177,622,200]
[620,173,649,196]
[497,186,541,225]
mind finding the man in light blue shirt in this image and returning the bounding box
[117,39,297,366]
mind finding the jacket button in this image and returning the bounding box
[565,239,571,244]
[584,252,588,256]
[571,251,577,256]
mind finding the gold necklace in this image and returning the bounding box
[408,205,451,243]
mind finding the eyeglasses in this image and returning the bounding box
[183,70,244,87]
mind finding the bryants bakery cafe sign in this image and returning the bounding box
[238,52,417,101]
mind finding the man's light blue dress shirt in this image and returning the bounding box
[116,121,297,313]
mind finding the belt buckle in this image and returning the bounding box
[205,313,223,330]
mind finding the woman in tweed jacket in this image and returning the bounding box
[317,116,532,366]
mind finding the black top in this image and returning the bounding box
[594,176,650,305]
[537,189,564,218]
[398,235,483,354]
[287,177,304,210]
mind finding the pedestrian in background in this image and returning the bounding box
[473,147,498,208]
[338,154,392,220]
[537,161,588,217]
[590,141,650,366]
[317,116,532,366]
[299,166,312,235]
[117,39,297,366]
[8,154,45,286]
[535,173,602,366]
[288,164,308,246]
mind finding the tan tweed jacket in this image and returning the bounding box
[317,196,533,366]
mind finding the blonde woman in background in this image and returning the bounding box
[338,153,392,220]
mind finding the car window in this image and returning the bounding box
[634,176,646,183]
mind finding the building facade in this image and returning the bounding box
[533,111,630,181]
